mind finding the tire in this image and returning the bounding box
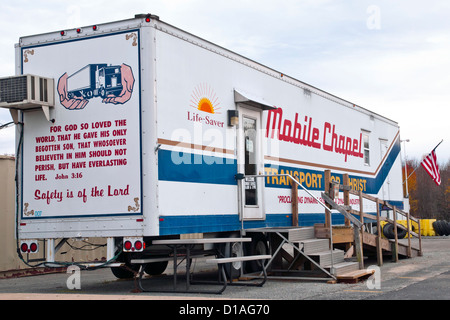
[383,223,395,239]
[85,90,93,99]
[99,87,106,98]
[397,226,408,239]
[437,221,446,236]
[432,221,438,235]
[433,221,444,236]
[216,239,244,280]
[383,223,407,239]
[440,221,450,236]
[144,260,168,276]
[111,264,139,279]
[245,233,269,273]
[110,252,140,279]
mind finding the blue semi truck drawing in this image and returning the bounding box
[67,64,123,99]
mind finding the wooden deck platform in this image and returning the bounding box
[336,269,375,284]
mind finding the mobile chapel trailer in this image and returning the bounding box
[5,14,405,277]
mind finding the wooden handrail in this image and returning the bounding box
[329,176,423,263]
[333,182,420,222]
[346,187,420,223]
[375,198,383,266]
[392,207,399,262]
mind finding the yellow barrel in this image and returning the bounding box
[426,219,437,236]
[380,220,387,239]
[419,219,436,236]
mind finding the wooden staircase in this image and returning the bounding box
[292,228,359,276]
[246,169,423,283]
[252,223,422,283]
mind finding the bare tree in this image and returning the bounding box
[404,159,449,220]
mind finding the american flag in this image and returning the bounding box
[421,150,441,186]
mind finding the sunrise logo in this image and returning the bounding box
[190,83,221,114]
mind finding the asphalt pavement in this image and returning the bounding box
[0,237,449,302]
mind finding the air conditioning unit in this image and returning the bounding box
[0,74,55,123]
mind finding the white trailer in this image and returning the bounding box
[10,14,405,277]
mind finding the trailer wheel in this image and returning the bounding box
[216,240,244,280]
[144,260,168,276]
[111,264,139,279]
[110,251,140,279]
[245,233,269,273]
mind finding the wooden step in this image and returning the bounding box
[288,227,315,242]
[336,268,374,283]
[329,261,360,276]
[296,238,330,254]
[309,249,345,267]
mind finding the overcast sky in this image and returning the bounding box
[0,0,449,163]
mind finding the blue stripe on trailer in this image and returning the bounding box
[159,213,348,235]
[157,138,401,196]
[159,214,294,235]
[158,149,237,185]
[158,206,407,235]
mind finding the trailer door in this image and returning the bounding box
[238,107,265,220]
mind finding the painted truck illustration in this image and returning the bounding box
[12,14,409,285]
[67,64,123,99]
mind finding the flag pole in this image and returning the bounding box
[432,139,443,152]
[403,165,419,185]
[402,139,443,185]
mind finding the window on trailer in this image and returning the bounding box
[363,132,370,165]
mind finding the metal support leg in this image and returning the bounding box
[172,246,177,290]
[136,264,146,292]
[186,245,191,291]
[277,232,336,280]
[46,239,55,263]
[261,232,336,281]
[107,237,115,261]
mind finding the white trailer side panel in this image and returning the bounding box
[152,22,403,233]
[19,26,145,238]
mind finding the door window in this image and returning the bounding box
[244,116,257,206]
